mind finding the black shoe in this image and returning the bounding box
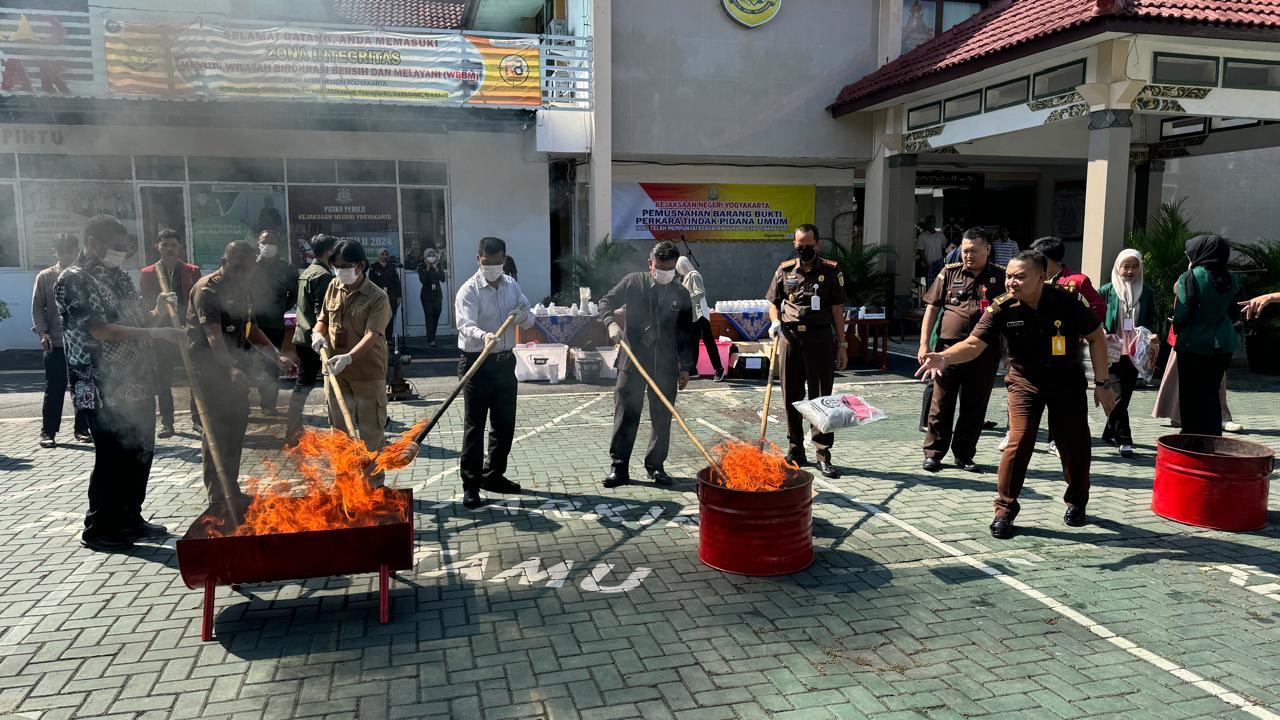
[193,422,204,436]
[603,467,630,488]
[922,458,943,472]
[129,520,169,541]
[989,516,1014,539]
[81,532,134,552]
[39,434,55,448]
[157,425,175,439]
[648,469,673,486]
[982,420,998,430]
[462,489,485,509]
[956,459,980,473]
[74,432,93,443]
[1064,507,1087,527]
[918,425,927,433]
[482,476,522,494]
[712,370,726,382]
[428,340,437,348]
[785,453,808,467]
[816,460,839,479]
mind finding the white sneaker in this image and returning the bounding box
[996,432,1010,451]
[1223,421,1244,433]
[1047,441,1059,458]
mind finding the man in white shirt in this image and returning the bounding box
[917,215,948,273]
[454,236,534,509]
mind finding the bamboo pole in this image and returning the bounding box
[616,339,725,481]
[408,312,518,445]
[153,267,243,525]
[758,338,779,448]
[320,346,359,439]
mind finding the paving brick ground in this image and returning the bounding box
[1,364,1279,720]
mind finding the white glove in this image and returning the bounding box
[325,353,353,376]
[483,332,498,346]
[153,292,177,315]
[512,307,530,325]
[607,323,622,344]
[149,326,185,344]
[310,331,329,353]
[768,320,783,339]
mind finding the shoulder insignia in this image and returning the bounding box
[990,263,1006,271]
[838,273,844,286]
[991,292,1013,309]
[822,258,839,267]
[944,262,962,269]
[1048,281,1077,294]
[779,259,798,269]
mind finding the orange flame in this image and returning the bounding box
[212,428,409,537]
[375,416,431,474]
[710,440,798,492]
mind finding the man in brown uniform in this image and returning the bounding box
[919,227,1005,473]
[313,240,392,460]
[188,242,296,508]
[918,250,1116,539]
[766,224,848,479]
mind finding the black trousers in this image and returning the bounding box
[294,342,323,389]
[42,347,88,438]
[1102,356,1139,445]
[154,344,195,427]
[255,326,286,412]
[83,401,155,539]
[689,317,723,374]
[1177,350,1232,436]
[919,382,933,431]
[779,327,836,463]
[421,291,443,343]
[924,341,999,462]
[460,352,518,491]
[610,362,678,474]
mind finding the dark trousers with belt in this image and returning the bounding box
[83,401,155,540]
[42,347,89,438]
[779,325,836,462]
[689,317,723,375]
[1102,356,1139,445]
[997,384,1091,518]
[610,358,678,475]
[154,344,196,428]
[924,340,999,462]
[1177,350,1232,436]
[421,291,443,343]
[460,351,518,491]
[255,326,286,412]
[195,363,250,503]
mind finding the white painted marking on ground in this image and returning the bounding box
[1203,564,1280,603]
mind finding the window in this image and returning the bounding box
[0,185,16,267]
[903,0,988,54]
[135,156,185,181]
[1153,53,1218,87]
[907,102,942,130]
[20,154,132,180]
[1223,58,1280,91]
[943,91,982,121]
[287,159,337,184]
[0,155,16,179]
[985,77,1029,111]
[1160,117,1208,140]
[336,159,395,184]
[398,161,448,186]
[1033,61,1085,99]
[187,156,284,183]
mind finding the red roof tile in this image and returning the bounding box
[832,0,1280,115]
[332,0,466,29]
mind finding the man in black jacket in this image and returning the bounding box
[599,241,693,488]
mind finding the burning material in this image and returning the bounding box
[376,417,431,473]
[707,440,799,492]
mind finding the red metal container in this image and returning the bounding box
[176,489,414,640]
[697,468,813,576]
[1153,435,1274,532]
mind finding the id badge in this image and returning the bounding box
[1052,336,1066,356]
[811,294,821,311]
[1123,317,1135,332]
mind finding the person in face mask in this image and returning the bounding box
[416,247,447,347]
[54,214,186,552]
[765,224,849,479]
[598,241,694,489]
[312,240,394,471]
[286,234,339,444]
[248,229,299,417]
[453,237,534,509]
[140,229,202,437]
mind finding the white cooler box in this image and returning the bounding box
[514,343,569,383]
[571,347,620,382]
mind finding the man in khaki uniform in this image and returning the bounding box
[312,240,392,459]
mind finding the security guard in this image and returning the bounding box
[918,250,1117,539]
[188,241,295,510]
[919,228,1005,473]
[766,224,848,479]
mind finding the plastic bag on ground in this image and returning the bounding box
[792,394,887,434]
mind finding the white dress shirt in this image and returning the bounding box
[455,269,533,352]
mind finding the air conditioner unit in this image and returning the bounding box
[547,18,569,35]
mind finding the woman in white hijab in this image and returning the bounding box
[1097,249,1155,457]
[676,255,724,381]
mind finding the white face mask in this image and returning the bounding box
[258,244,278,259]
[101,249,127,269]
[481,264,505,282]
[654,268,676,285]
[335,267,361,286]
[425,254,438,265]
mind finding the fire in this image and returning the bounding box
[211,428,409,537]
[709,440,798,492]
[375,416,431,473]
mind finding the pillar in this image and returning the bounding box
[588,0,612,250]
[863,152,918,298]
[1081,109,1132,283]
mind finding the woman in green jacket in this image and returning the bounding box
[1098,250,1156,457]
[1173,235,1240,436]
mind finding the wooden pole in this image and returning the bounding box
[320,346,359,438]
[409,312,517,445]
[153,267,243,526]
[758,337,779,448]
[616,340,725,481]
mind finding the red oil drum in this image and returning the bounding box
[697,467,813,576]
[1153,434,1274,532]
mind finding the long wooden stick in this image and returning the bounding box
[617,340,725,481]
[409,312,518,445]
[153,267,243,525]
[758,337,779,448]
[320,346,359,439]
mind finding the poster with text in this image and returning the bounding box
[190,183,286,273]
[288,185,398,263]
[612,183,815,242]
[21,181,138,271]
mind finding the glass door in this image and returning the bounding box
[137,184,189,266]
[399,187,450,339]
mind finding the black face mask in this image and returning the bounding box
[796,245,817,263]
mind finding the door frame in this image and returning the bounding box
[398,184,452,340]
[135,182,192,264]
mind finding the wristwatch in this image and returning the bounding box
[1094,378,1115,389]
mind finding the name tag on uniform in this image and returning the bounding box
[1123,317,1135,332]
[1052,336,1066,355]
[811,295,821,311]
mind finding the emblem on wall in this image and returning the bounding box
[721,0,781,28]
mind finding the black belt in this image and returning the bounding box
[464,350,513,362]
[783,322,831,333]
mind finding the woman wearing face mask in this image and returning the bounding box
[311,240,394,472]
[416,247,447,347]
[1170,234,1241,437]
[1097,250,1156,458]
[675,255,724,381]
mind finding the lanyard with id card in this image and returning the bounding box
[1051,319,1066,356]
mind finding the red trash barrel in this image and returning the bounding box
[697,467,813,576]
[1153,434,1274,532]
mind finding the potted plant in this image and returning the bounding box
[1231,239,1280,375]
[824,239,894,360]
